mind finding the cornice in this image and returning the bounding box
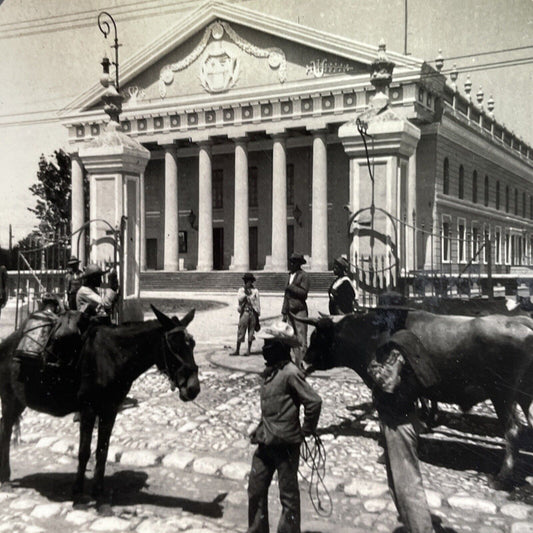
[437,193,533,228]
[60,0,424,115]
[438,114,533,181]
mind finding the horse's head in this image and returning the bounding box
[151,305,200,402]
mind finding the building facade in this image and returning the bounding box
[63,1,533,285]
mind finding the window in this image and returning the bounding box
[496,181,500,210]
[472,226,480,263]
[287,163,294,206]
[484,175,489,207]
[494,227,501,264]
[458,221,465,262]
[515,188,518,216]
[522,192,526,218]
[505,233,510,264]
[483,227,490,264]
[505,185,510,213]
[472,170,478,203]
[248,166,258,207]
[458,165,464,199]
[441,220,451,262]
[443,158,449,195]
[212,169,223,209]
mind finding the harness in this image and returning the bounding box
[161,326,198,390]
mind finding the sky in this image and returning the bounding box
[0,0,531,248]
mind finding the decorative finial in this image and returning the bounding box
[449,64,458,91]
[464,75,472,100]
[487,95,495,118]
[370,39,395,110]
[435,49,444,72]
[476,86,484,105]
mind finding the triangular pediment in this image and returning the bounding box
[63,0,423,116]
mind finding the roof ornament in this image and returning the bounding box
[435,49,444,72]
[449,64,458,91]
[370,39,395,110]
[487,95,495,118]
[98,12,123,128]
[464,75,472,101]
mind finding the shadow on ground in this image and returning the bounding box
[13,470,226,517]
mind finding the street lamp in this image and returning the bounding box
[97,11,123,125]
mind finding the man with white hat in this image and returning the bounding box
[76,264,118,320]
[247,321,322,533]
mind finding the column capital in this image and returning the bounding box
[161,143,178,152]
[266,128,287,139]
[307,127,328,136]
[229,135,249,144]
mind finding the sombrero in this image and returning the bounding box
[257,321,301,347]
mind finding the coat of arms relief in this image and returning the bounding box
[158,21,286,97]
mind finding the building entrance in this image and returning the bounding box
[213,227,224,270]
[249,226,258,270]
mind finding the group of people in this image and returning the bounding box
[231,252,357,361]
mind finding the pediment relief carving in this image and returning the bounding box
[158,20,287,97]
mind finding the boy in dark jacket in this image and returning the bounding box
[247,322,322,533]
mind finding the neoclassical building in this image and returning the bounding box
[62,1,533,285]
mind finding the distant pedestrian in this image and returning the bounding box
[231,272,260,356]
[247,322,322,533]
[0,265,8,319]
[328,256,357,314]
[281,252,309,367]
[65,256,82,310]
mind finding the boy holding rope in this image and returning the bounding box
[247,322,322,533]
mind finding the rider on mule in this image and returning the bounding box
[76,264,118,321]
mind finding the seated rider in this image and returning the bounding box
[76,264,119,323]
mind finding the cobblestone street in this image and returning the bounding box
[1,295,533,532]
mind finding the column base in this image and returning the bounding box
[310,258,329,272]
[263,255,288,272]
[229,256,249,271]
[196,263,213,272]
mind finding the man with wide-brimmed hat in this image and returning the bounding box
[281,252,310,366]
[65,255,82,310]
[247,321,322,533]
[76,263,118,319]
[231,272,261,356]
[328,255,357,315]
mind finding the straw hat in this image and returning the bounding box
[82,264,107,278]
[67,255,80,266]
[289,252,306,265]
[333,256,350,272]
[257,321,301,347]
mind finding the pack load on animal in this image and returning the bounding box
[14,310,58,365]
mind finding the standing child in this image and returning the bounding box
[231,272,260,356]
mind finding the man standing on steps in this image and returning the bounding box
[281,252,310,367]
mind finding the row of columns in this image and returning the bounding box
[159,130,330,272]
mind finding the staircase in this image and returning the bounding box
[140,271,335,293]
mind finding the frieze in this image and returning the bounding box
[305,59,354,78]
[158,20,286,97]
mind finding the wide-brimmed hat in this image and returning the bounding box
[67,255,80,266]
[41,292,58,304]
[242,272,256,282]
[333,256,350,272]
[289,252,306,265]
[82,263,107,278]
[257,321,301,347]
[375,291,413,311]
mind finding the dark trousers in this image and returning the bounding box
[381,412,433,533]
[287,310,307,368]
[247,443,301,533]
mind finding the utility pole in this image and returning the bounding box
[404,0,408,55]
[8,224,13,269]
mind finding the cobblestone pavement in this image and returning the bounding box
[1,296,533,532]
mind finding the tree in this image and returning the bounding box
[28,149,73,234]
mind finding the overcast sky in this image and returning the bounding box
[0,0,531,248]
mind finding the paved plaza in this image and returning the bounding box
[0,294,533,532]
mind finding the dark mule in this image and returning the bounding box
[0,305,199,509]
[299,310,533,488]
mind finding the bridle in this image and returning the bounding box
[161,326,198,389]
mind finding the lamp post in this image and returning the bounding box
[97,11,123,126]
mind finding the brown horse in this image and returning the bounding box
[0,305,200,509]
[299,310,533,489]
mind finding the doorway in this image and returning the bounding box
[213,227,224,270]
[249,226,258,270]
[146,238,157,270]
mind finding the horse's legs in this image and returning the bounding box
[0,394,24,485]
[491,394,521,489]
[91,410,117,505]
[72,407,96,504]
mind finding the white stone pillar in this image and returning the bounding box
[140,172,146,271]
[70,154,86,266]
[311,130,328,271]
[230,138,249,271]
[270,133,288,271]
[407,152,417,271]
[163,145,179,271]
[197,141,213,271]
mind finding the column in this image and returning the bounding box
[270,133,288,271]
[197,141,213,271]
[407,152,417,271]
[231,138,249,271]
[163,145,179,271]
[140,172,146,271]
[311,130,328,271]
[70,154,86,266]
